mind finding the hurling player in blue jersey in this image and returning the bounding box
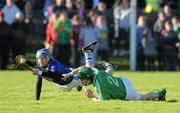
[32,48,82,100]
[32,41,98,100]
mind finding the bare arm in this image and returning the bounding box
[62,66,85,81]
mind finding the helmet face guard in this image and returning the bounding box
[36,48,50,67]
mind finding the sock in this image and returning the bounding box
[85,50,94,67]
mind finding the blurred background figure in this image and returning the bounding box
[46,0,67,22]
[141,29,157,71]
[71,15,82,67]
[0,12,11,70]
[136,15,148,71]
[113,0,130,57]
[1,0,21,25]
[96,15,109,61]
[160,20,179,71]
[44,13,57,54]
[153,11,166,70]
[75,0,85,26]
[53,12,72,67]
[24,0,34,23]
[87,10,97,25]
[96,1,113,55]
[43,0,54,21]
[163,4,173,20]
[11,12,28,60]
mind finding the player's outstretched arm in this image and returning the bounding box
[62,66,85,81]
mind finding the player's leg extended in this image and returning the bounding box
[140,89,166,101]
[82,41,98,67]
[121,77,167,101]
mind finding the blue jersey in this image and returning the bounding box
[41,58,74,85]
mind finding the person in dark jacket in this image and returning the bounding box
[0,12,11,70]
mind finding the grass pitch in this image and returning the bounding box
[0,71,179,113]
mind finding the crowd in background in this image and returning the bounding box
[0,0,180,71]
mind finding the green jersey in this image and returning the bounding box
[92,68,126,100]
[54,19,72,44]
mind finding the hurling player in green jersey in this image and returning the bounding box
[63,41,166,101]
[63,66,166,101]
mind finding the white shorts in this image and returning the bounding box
[57,76,83,92]
[121,77,141,100]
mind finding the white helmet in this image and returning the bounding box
[36,48,50,58]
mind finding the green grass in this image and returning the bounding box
[0,71,180,113]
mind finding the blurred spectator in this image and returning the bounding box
[24,0,34,43]
[95,2,112,28]
[71,15,82,67]
[11,12,28,59]
[96,15,109,61]
[0,12,11,70]
[80,18,99,46]
[43,0,54,20]
[95,2,106,16]
[44,13,57,54]
[96,1,113,53]
[87,10,97,25]
[24,0,34,23]
[141,29,157,71]
[1,0,21,25]
[113,0,130,56]
[66,0,76,18]
[75,0,85,26]
[161,20,179,71]
[136,16,148,71]
[163,4,173,20]
[153,11,166,70]
[53,12,72,66]
[47,0,67,21]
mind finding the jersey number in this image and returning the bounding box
[107,76,119,87]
